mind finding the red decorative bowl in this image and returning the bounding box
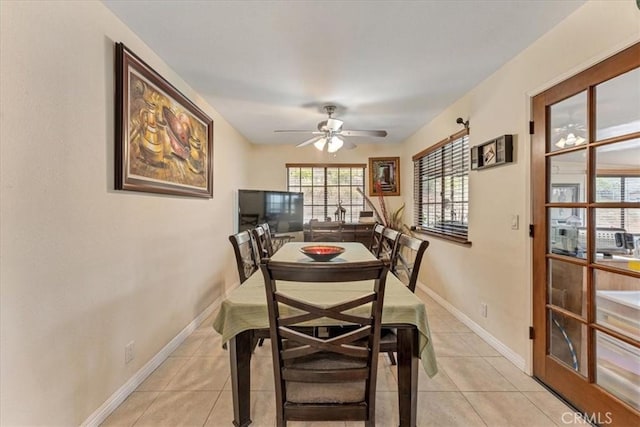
[300,245,345,262]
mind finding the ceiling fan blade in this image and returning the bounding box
[340,130,387,137]
[274,130,323,134]
[343,140,357,150]
[296,135,324,147]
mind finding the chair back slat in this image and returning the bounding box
[374,227,401,262]
[228,231,258,283]
[252,225,274,258]
[260,258,387,426]
[258,223,275,255]
[369,223,386,254]
[391,234,429,293]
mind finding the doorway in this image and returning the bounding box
[531,43,639,426]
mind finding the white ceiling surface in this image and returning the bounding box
[103,0,586,146]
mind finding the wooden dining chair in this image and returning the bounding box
[380,233,430,365]
[228,231,259,284]
[260,258,388,427]
[373,226,401,262]
[229,230,269,348]
[257,223,275,256]
[391,233,430,293]
[309,220,344,242]
[369,223,386,255]
[252,225,274,259]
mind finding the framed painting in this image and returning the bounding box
[482,141,497,166]
[369,157,400,196]
[115,42,213,198]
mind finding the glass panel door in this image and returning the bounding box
[532,43,640,426]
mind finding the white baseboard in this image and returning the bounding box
[418,283,526,371]
[81,298,223,427]
[84,282,526,425]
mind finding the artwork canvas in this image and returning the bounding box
[369,157,400,196]
[115,43,213,198]
[482,142,497,166]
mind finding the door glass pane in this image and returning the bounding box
[596,68,640,141]
[596,331,640,411]
[549,310,587,376]
[549,208,587,258]
[550,92,588,152]
[595,139,640,202]
[595,269,640,341]
[594,208,640,266]
[548,259,586,317]
[596,176,640,203]
[549,150,587,203]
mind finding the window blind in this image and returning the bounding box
[413,131,469,241]
[595,176,640,233]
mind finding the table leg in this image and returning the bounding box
[396,327,418,427]
[229,330,253,427]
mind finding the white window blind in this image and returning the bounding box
[287,164,366,223]
[413,131,469,242]
[595,176,640,233]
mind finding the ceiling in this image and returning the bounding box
[103,0,586,147]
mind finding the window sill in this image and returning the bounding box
[410,228,472,247]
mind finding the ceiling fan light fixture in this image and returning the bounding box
[277,104,387,151]
[314,138,326,151]
[555,133,586,149]
[327,136,344,153]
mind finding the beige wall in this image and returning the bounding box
[399,0,640,371]
[247,142,407,214]
[2,0,639,425]
[249,0,640,373]
[0,1,252,425]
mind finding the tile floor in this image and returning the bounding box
[101,291,585,426]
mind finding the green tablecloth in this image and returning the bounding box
[213,242,438,377]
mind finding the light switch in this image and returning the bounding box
[511,214,519,230]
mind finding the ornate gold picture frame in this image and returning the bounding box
[115,43,213,198]
[369,157,400,196]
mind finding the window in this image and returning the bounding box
[287,164,366,224]
[412,130,470,242]
[596,175,640,233]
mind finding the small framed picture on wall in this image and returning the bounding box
[369,157,400,196]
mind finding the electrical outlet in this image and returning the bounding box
[125,341,135,364]
[480,303,488,318]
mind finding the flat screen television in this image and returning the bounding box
[238,189,304,233]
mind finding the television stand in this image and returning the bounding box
[303,223,374,247]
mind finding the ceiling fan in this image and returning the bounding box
[552,122,587,148]
[274,105,388,153]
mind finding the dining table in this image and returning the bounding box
[213,241,437,427]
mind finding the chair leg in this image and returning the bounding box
[258,338,265,347]
[387,351,397,366]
